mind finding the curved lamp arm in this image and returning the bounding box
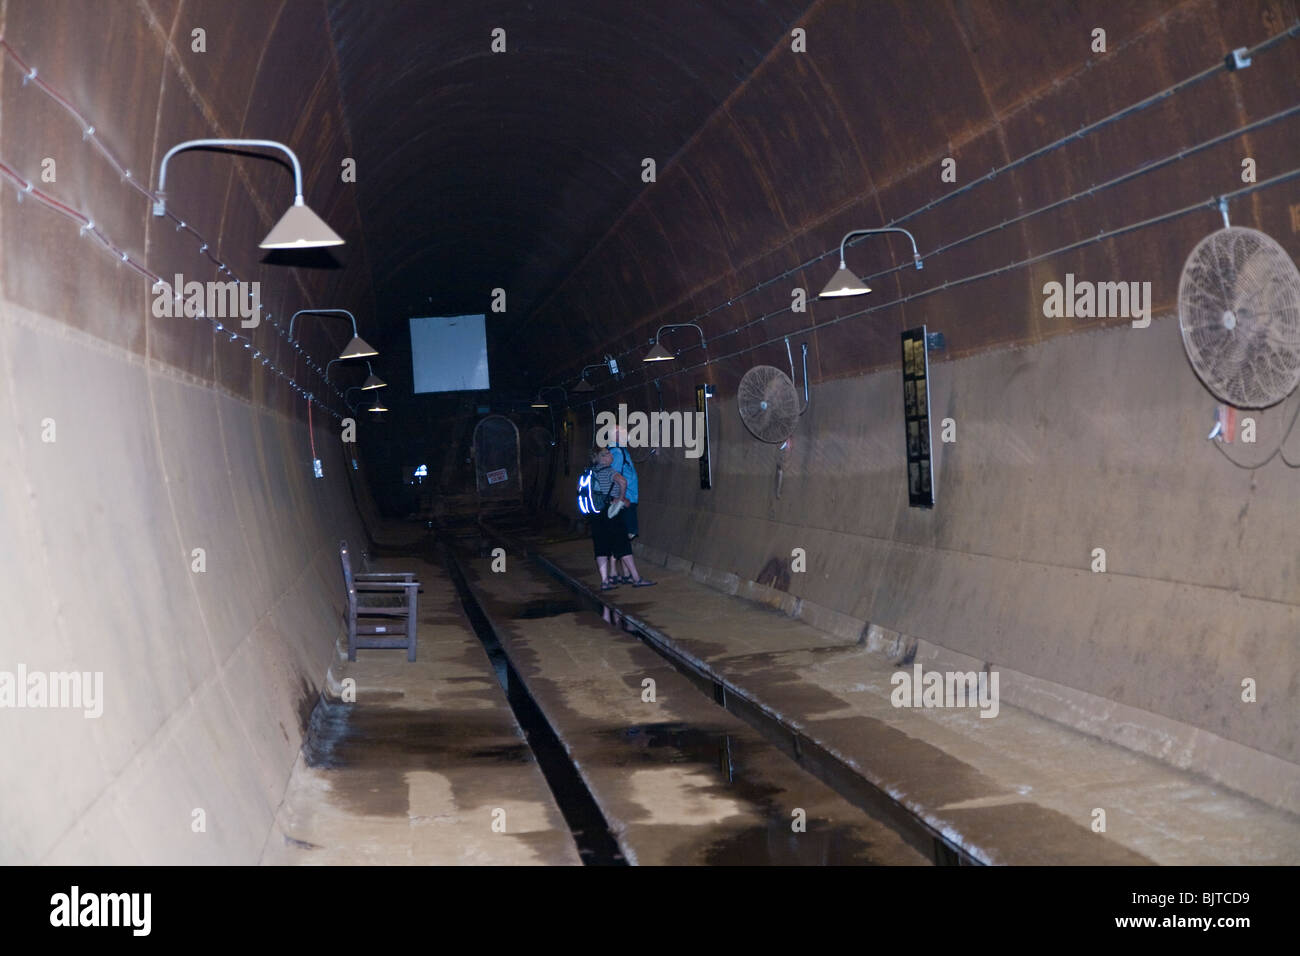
[838,227,924,270]
[533,387,567,445]
[326,357,375,385]
[345,385,387,415]
[153,139,304,217]
[289,308,359,343]
[653,322,707,348]
[644,322,708,363]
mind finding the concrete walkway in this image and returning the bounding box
[463,551,930,865]
[534,537,1300,865]
[261,555,581,865]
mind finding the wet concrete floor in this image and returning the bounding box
[463,547,930,865]
[261,555,582,865]
[523,531,1300,865]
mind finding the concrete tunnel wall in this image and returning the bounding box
[607,315,1300,812]
[0,2,372,862]
[3,0,1298,864]
[540,0,1300,811]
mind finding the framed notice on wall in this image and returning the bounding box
[696,384,714,490]
[901,327,935,508]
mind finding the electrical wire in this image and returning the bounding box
[553,20,1300,388]
[585,96,1300,384]
[1212,392,1300,470]
[576,170,1300,470]
[308,396,318,459]
[1,147,345,419]
[0,36,350,418]
[11,28,1296,443]
[577,167,1300,406]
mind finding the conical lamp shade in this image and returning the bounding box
[361,374,387,390]
[818,264,871,298]
[368,400,388,413]
[339,335,378,360]
[573,379,594,392]
[644,342,675,362]
[259,199,345,249]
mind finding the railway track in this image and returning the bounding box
[419,514,975,866]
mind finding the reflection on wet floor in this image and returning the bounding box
[443,543,627,865]
[338,527,928,865]
[616,724,736,777]
[598,722,905,865]
[301,693,536,818]
[702,817,884,866]
[483,556,930,865]
[513,598,585,619]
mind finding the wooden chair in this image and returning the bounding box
[339,541,420,662]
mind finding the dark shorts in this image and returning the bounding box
[623,503,638,537]
[590,509,631,559]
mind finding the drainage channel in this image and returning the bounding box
[436,538,628,866]
[480,523,981,867]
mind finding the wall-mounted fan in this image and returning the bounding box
[738,365,800,443]
[1179,223,1300,408]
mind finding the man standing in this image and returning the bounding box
[589,447,654,589]
[609,431,639,540]
[608,428,650,586]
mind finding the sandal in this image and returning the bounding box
[632,578,657,587]
[601,581,617,591]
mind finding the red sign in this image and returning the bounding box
[486,468,508,484]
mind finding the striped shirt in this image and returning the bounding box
[592,464,617,499]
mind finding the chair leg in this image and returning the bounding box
[406,590,418,662]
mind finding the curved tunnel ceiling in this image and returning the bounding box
[327,0,813,374]
[325,0,1300,412]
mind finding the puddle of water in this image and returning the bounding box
[514,599,584,619]
[603,722,888,864]
[299,693,537,818]
[701,820,882,865]
[618,724,736,779]
[444,543,628,866]
[468,540,934,865]
[303,695,533,771]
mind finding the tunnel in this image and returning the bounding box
[1,0,1298,886]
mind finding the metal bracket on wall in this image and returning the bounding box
[1225,46,1252,71]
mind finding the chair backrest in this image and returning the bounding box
[339,541,357,615]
